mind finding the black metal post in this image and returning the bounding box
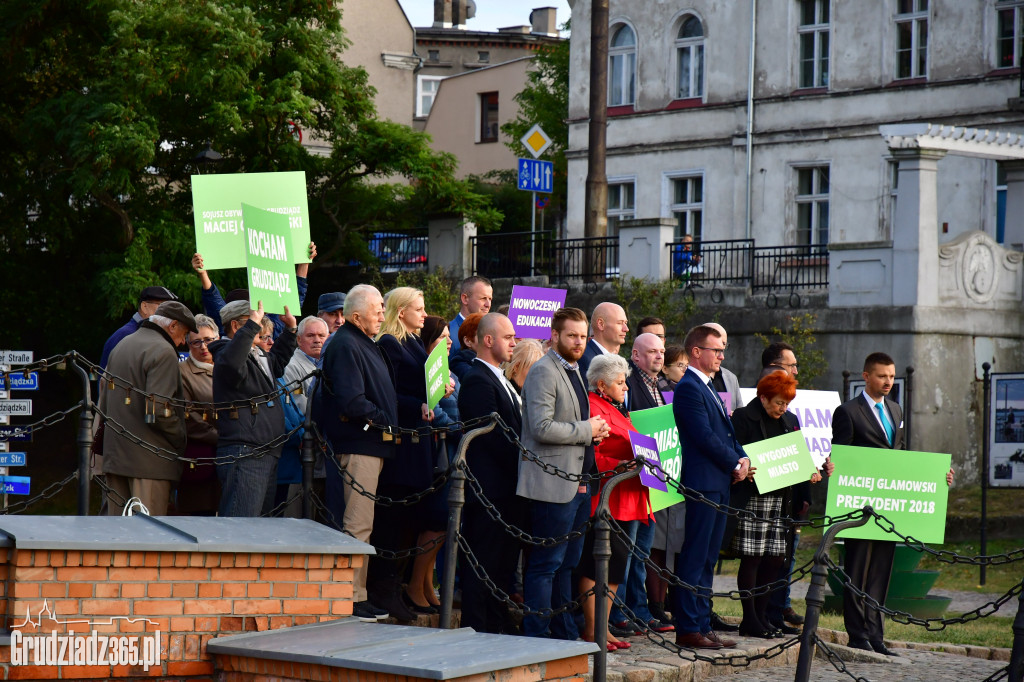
[440,414,498,629]
[794,507,873,682]
[1009,585,1024,681]
[300,373,319,521]
[904,366,914,450]
[982,362,992,586]
[593,464,640,682]
[69,353,93,516]
[841,370,850,401]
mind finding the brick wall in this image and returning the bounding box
[0,548,360,681]
[215,651,591,682]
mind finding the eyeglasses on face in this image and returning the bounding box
[189,339,214,348]
[258,334,274,342]
[696,346,725,358]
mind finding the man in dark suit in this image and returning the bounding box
[832,351,952,656]
[458,313,524,634]
[671,325,749,649]
[578,302,628,380]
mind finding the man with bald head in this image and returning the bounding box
[579,302,628,380]
[702,322,741,414]
[458,313,524,633]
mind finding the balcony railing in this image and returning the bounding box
[668,239,755,286]
[751,244,830,305]
[471,232,620,281]
[551,236,620,282]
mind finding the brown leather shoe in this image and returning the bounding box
[675,632,724,649]
[704,630,738,648]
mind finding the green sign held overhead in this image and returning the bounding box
[425,341,449,411]
[825,445,951,544]
[743,430,817,495]
[630,405,686,512]
[192,171,311,270]
[242,204,301,315]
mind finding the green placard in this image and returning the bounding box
[425,340,449,411]
[192,171,311,270]
[629,405,686,512]
[744,430,817,495]
[242,204,301,315]
[825,445,951,544]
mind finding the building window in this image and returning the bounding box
[795,166,830,245]
[675,15,705,99]
[427,49,440,62]
[670,175,704,241]
[607,181,636,238]
[478,51,490,63]
[609,24,637,106]
[479,92,499,143]
[998,1,1024,68]
[896,0,928,79]
[417,76,444,117]
[798,0,830,88]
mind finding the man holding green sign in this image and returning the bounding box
[830,352,954,656]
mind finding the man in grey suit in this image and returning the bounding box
[519,307,609,639]
[833,352,953,655]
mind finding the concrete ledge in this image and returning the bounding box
[209,619,598,680]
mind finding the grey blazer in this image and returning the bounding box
[517,350,593,503]
[719,366,742,413]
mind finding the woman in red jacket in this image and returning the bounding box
[578,354,654,651]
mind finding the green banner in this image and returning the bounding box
[242,204,301,315]
[743,430,817,495]
[825,445,951,543]
[192,171,310,270]
[425,340,449,411]
[629,405,686,512]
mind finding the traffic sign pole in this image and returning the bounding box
[531,191,537,276]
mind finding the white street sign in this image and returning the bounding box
[520,124,552,159]
[0,351,32,365]
[0,401,32,416]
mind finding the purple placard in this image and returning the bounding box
[507,285,568,339]
[629,431,668,492]
[719,391,732,415]
[661,391,674,404]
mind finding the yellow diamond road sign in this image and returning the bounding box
[520,124,552,159]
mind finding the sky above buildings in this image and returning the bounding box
[397,0,572,33]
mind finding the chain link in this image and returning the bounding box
[812,634,873,682]
[0,471,80,514]
[308,492,446,560]
[0,404,83,441]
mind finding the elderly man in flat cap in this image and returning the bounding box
[100,301,197,515]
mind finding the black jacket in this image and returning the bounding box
[313,321,398,459]
[378,333,434,489]
[210,319,297,450]
[449,347,477,382]
[625,359,671,412]
[458,359,523,502]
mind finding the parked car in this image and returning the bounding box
[381,236,428,273]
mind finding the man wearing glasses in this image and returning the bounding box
[671,325,750,650]
[761,341,799,377]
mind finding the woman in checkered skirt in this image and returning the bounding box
[726,370,821,639]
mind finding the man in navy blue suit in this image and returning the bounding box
[671,325,750,649]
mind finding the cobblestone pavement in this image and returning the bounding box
[718,647,1006,681]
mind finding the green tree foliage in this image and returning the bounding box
[500,23,569,223]
[754,313,827,389]
[0,0,498,355]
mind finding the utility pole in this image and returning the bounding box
[583,0,609,282]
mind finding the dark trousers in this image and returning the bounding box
[460,498,525,634]
[216,445,280,517]
[843,538,896,646]
[673,489,728,635]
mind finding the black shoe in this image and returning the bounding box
[848,640,872,651]
[768,619,800,635]
[609,621,642,638]
[871,642,898,656]
[352,600,388,622]
[375,591,417,622]
[402,593,438,615]
[710,612,739,632]
[737,622,777,639]
[649,601,670,624]
[783,607,805,625]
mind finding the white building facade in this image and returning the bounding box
[566,0,1024,250]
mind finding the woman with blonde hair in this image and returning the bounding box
[503,339,545,394]
[370,287,453,621]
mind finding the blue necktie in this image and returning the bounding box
[875,402,894,445]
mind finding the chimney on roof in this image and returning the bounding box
[530,7,558,37]
[434,0,474,29]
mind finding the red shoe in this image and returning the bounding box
[612,639,631,650]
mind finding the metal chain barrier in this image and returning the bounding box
[308,492,446,561]
[0,404,83,441]
[812,634,872,682]
[0,471,80,515]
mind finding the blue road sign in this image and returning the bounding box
[517,158,554,193]
[0,476,30,495]
[0,452,26,466]
[0,425,31,442]
[6,373,38,391]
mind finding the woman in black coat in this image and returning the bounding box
[370,287,453,620]
[727,370,818,638]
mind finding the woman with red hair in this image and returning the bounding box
[727,370,823,638]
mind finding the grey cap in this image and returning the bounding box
[318,292,346,313]
[155,301,198,333]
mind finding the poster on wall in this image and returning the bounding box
[989,372,1024,488]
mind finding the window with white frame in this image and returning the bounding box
[675,15,705,99]
[669,175,703,241]
[896,0,929,79]
[795,166,830,245]
[416,76,444,117]
[607,181,636,238]
[997,1,1024,69]
[798,0,830,88]
[609,24,637,106]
